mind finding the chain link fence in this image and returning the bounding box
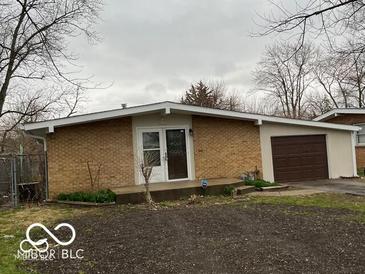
[0,154,47,208]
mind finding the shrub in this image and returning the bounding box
[357,168,365,177]
[187,194,201,205]
[244,179,278,188]
[223,186,235,196]
[57,189,116,203]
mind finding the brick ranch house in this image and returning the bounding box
[22,102,359,199]
[314,109,365,170]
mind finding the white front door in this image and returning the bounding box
[137,127,191,184]
[137,129,166,183]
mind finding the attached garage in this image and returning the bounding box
[271,135,328,182]
[260,122,358,183]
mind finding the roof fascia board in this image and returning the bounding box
[314,109,365,121]
[22,101,360,132]
[166,102,360,131]
[22,102,169,131]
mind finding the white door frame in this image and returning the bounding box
[136,125,192,184]
[136,128,166,184]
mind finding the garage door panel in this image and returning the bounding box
[272,146,326,156]
[273,155,326,167]
[272,141,326,152]
[274,162,327,171]
[271,135,329,182]
[274,165,327,174]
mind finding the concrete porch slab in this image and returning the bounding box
[111,178,245,204]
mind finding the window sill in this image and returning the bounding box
[356,144,365,147]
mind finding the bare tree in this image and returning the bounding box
[314,50,352,108]
[138,152,160,206]
[344,42,365,107]
[0,85,84,153]
[240,95,282,115]
[0,0,101,118]
[224,92,242,111]
[256,1,365,114]
[181,80,242,111]
[253,43,316,118]
[314,41,365,108]
[86,161,102,191]
[305,92,334,119]
[258,0,365,53]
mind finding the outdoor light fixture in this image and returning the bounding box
[189,128,194,136]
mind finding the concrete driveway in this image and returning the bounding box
[287,179,365,196]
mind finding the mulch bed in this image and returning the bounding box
[28,203,365,273]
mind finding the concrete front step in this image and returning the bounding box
[235,185,256,195]
[256,185,289,192]
[234,184,289,196]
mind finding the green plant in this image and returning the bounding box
[244,179,278,188]
[357,168,365,177]
[187,194,201,205]
[57,189,116,203]
[223,186,235,196]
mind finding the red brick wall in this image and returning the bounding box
[47,117,135,198]
[356,147,365,169]
[192,116,262,179]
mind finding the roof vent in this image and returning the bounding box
[121,103,127,109]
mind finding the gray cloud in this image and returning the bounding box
[68,0,275,112]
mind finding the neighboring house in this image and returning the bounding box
[314,109,365,170]
[22,102,359,198]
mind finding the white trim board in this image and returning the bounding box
[314,108,365,122]
[22,101,361,133]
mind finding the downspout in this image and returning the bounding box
[23,132,49,200]
[255,119,267,181]
[25,134,47,152]
[351,131,358,177]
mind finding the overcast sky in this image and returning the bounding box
[70,0,276,113]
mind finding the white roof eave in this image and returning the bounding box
[21,101,361,133]
[314,108,365,121]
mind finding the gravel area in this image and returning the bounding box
[29,203,365,273]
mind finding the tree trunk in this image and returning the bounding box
[144,180,153,205]
[0,2,27,115]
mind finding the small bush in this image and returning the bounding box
[357,168,365,177]
[244,179,278,188]
[57,189,116,203]
[187,194,201,205]
[223,186,235,196]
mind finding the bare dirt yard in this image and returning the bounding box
[24,194,365,274]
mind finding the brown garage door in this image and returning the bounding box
[271,135,329,182]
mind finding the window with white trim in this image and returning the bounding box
[356,124,365,144]
[142,132,161,167]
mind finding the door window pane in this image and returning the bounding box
[166,129,188,179]
[143,132,160,149]
[143,150,161,167]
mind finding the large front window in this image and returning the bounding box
[356,124,365,145]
